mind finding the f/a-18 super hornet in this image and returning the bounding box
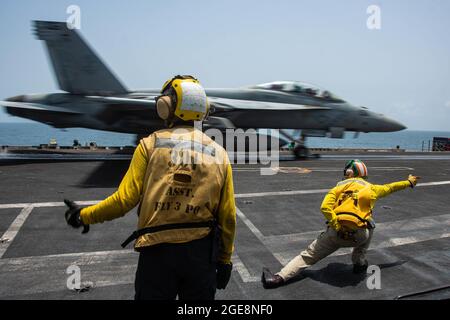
[1,21,406,158]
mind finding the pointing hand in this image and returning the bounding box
[407,174,420,188]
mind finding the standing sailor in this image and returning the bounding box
[65,75,236,299]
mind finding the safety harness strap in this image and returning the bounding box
[336,212,374,229]
[121,220,216,248]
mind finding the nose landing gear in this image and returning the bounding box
[293,144,311,159]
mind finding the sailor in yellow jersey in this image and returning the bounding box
[64,75,236,300]
[262,159,419,288]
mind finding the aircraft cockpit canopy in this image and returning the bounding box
[251,81,344,102]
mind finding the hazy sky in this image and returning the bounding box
[0,0,449,130]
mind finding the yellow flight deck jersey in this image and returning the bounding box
[320,177,412,229]
[80,126,236,264]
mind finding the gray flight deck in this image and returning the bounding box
[0,152,449,300]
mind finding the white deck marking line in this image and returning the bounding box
[233,167,415,172]
[232,254,260,283]
[274,232,450,266]
[236,207,265,243]
[0,206,255,284]
[0,250,255,298]
[235,181,450,198]
[264,213,450,244]
[270,214,450,265]
[0,206,34,258]
[31,248,133,259]
[235,207,284,282]
[0,180,449,210]
[237,207,450,276]
[416,181,450,187]
[320,154,450,160]
[1,229,448,294]
[0,249,134,268]
[0,214,448,294]
[0,249,137,297]
[0,180,448,289]
[0,201,101,209]
[236,189,330,198]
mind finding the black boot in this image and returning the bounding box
[353,261,368,274]
[262,268,285,289]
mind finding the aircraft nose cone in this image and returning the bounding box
[388,119,407,131]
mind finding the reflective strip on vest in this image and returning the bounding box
[155,138,216,157]
[337,179,368,187]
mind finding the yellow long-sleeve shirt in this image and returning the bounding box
[80,142,236,263]
[320,177,412,222]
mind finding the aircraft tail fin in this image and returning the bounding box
[33,21,128,95]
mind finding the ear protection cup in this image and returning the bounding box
[343,159,368,178]
[156,96,174,120]
[345,169,354,177]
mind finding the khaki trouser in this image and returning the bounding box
[277,227,373,280]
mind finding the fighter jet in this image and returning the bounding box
[1,21,406,158]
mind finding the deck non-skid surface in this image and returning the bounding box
[0,154,449,299]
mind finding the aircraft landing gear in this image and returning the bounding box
[279,130,320,160]
[293,144,310,159]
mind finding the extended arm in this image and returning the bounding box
[372,178,415,199]
[80,143,148,225]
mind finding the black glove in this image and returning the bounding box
[64,199,89,234]
[216,262,232,290]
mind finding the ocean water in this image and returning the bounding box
[0,123,136,147]
[306,130,449,151]
[0,122,449,151]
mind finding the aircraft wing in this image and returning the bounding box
[208,97,330,111]
[85,96,155,107]
[0,100,84,114]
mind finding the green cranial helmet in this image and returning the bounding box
[344,159,368,178]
